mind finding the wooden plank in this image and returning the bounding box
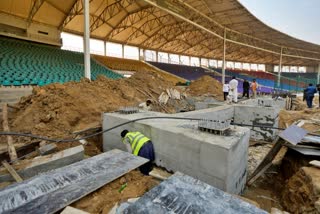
[0,145,84,182]
[1,160,23,182]
[309,160,320,168]
[0,149,148,214]
[60,206,89,214]
[2,103,17,161]
[247,136,282,185]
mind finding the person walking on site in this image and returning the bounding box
[223,80,229,101]
[229,76,238,103]
[317,84,320,108]
[251,79,258,99]
[242,79,250,99]
[305,83,317,108]
[121,130,155,175]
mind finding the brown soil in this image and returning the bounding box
[187,75,223,101]
[71,170,158,214]
[282,167,320,214]
[1,71,175,155]
[279,109,320,132]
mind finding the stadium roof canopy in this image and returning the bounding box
[1,0,320,66]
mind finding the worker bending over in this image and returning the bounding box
[121,130,155,175]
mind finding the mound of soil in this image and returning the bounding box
[279,109,320,132]
[282,167,320,213]
[10,71,174,140]
[187,75,223,101]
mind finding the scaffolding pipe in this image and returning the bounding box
[278,47,283,88]
[83,0,91,80]
[222,28,226,85]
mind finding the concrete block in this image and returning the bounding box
[38,143,57,155]
[103,109,249,194]
[0,145,84,182]
[234,105,279,140]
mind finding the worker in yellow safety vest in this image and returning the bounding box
[121,130,155,175]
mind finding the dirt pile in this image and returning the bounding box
[282,167,320,213]
[10,71,174,140]
[187,75,223,101]
[72,170,157,213]
[279,109,320,132]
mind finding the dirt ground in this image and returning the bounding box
[187,75,224,101]
[71,170,158,214]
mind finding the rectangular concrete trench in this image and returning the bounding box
[103,106,250,194]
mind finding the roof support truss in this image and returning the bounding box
[27,0,45,26]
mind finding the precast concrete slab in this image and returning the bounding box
[177,105,234,121]
[103,109,250,194]
[234,105,279,141]
[124,172,267,214]
[0,149,147,214]
[240,98,286,110]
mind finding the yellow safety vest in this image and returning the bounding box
[123,132,150,156]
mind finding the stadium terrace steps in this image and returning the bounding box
[0,36,123,86]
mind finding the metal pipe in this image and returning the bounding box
[83,0,91,80]
[278,47,283,88]
[222,28,226,85]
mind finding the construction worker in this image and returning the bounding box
[121,130,155,175]
[251,79,258,99]
[229,76,238,103]
[223,80,229,101]
[138,99,152,111]
[305,83,317,108]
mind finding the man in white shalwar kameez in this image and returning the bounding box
[229,76,238,103]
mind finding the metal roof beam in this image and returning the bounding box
[142,0,320,62]
[27,0,45,26]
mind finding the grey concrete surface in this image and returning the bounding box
[234,105,279,141]
[124,172,267,214]
[103,109,249,194]
[0,149,147,214]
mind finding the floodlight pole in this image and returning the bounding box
[317,63,320,84]
[83,0,91,80]
[222,28,226,84]
[278,47,283,88]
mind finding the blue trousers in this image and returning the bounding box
[138,141,155,175]
[306,96,314,108]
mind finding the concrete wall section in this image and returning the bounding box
[234,105,278,141]
[103,111,250,194]
[177,105,234,121]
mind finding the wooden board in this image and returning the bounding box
[310,160,320,168]
[2,103,17,161]
[0,149,148,214]
[1,160,23,182]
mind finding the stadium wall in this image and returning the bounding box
[0,13,61,46]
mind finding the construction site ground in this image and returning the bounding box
[1,71,320,213]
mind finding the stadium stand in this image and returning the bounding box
[0,36,122,86]
[147,61,207,80]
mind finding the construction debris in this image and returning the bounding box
[0,149,147,214]
[124,172,267,213]
[2,103,17,161]
[0,145,84,182]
